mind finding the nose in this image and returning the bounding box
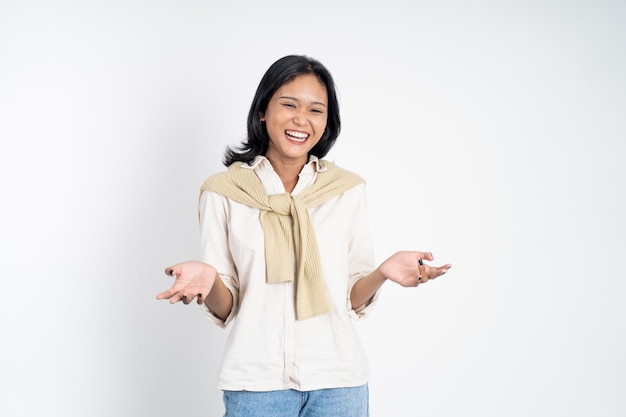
[293,108,308,126]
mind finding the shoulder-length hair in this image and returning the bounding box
[223,55,341,166]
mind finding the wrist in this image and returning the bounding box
[372,267,388,284]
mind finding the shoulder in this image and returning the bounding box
[200,162,246,191]
[318,160,366,184]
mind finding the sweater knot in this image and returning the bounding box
[267,193,293,215]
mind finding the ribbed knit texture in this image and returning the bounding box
[200,160,365,320]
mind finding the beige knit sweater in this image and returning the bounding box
[201,160,365,320]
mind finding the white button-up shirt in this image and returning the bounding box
[199,156,379,391]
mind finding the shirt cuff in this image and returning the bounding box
[346,274,381,320]
[200,274,239,329]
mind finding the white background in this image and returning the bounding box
[1,1,625,416]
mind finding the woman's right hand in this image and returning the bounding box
[156,261,217,305]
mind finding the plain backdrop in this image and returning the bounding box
[1,1,625,416]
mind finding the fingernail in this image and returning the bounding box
[418,259,424,266]
[168,269,174,276]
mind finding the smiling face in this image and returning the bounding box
[261,74,328,168]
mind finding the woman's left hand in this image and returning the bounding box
[378,251,451,287]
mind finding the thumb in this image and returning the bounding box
[164,264,180,277]
[419,252,434,262]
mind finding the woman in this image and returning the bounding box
[157,55,451,417]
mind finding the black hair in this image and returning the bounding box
[223,55,341,166]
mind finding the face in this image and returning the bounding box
[261,74,328,167]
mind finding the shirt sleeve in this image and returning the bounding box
[198,190,239,328]
[345,183,380,320]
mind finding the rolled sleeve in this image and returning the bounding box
[346,184,380,320]
[198,190,240,328]
[200,273,239,328]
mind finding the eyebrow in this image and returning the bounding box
[278,95,327,108]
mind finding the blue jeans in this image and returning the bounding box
[223,384,369,417]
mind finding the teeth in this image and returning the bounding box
[286,130,308,142]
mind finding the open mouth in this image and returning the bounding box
[285,130,309,143]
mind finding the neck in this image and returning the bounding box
[265,155,307,193]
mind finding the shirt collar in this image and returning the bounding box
[245,155,327,173]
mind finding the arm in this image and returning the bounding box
[350,251,452,310]
[203,270,233,321]
[156,190,238,324]
[349,268,386,311]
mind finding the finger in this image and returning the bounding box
[196,293,204,305]
[436,264,452,276]
[429,264,452,280]
[418,263,427,284]
[419,252,434,262]
[181,293,192,305]
[168,289,193,304]
[164,265,179,277]
[156,290,174,300]
[156,285,182,299]
[182,292,202,305]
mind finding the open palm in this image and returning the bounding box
[379,251,451,287]
[156,261,217,305]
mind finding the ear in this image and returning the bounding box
[259,112,265,122]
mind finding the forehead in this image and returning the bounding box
[274,74,327,101]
